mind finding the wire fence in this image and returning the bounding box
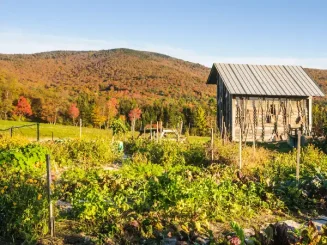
[0,123,39,141]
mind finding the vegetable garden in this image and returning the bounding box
[0,136,326,244]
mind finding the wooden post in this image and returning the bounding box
[296,131,301,182]
[79,118,82,139]
[239,127,242,169]
[211,128,214,162]
[252,122,255,154]
[46,155,54,237]
[160,121,163,133]
[150,121,153,140]
[36,123,40,142]
[10,127,13,137]
[180,120,183,135]
[156,121,159,142]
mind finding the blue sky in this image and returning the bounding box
[0,0,327,68]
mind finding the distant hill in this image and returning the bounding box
[0,49,326,104]
[305,68,327,98]
[0,48,215,103]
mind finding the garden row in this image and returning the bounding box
[0,136,326,244]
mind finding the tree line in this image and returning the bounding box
[0,72,217,136]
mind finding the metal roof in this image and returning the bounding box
[207,63,324,97]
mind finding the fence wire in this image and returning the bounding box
[0,123,39,141]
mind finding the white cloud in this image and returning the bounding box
[0,31,327,69]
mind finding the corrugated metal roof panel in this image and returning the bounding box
[208,63,324,97]
[232,64,257,94]
[267,65,297,96]
[241,64,266,95]
[215,63,241,94]
[261,65,288,96]
[249,65,278,96]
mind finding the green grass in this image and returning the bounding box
[187,135,210,144]
[0,120,211,143]
[0,120,113,140]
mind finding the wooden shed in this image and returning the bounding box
[206,63,325,142]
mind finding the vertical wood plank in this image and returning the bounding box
[308,97,312,135]
[232,98,236,141]
[239,127,242,169]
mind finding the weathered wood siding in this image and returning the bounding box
[230,97,310,142]
[217,75,232,138]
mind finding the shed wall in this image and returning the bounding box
[230,97,310,142]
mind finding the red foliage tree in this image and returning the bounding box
[14,96,32,120]
[68,103,80,125]
[128,107,142,134]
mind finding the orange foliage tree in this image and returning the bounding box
[128,107,142,133]
[68,103,80,125]
[106,98,118,128]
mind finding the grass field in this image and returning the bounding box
[0,120,209,143]
[0,120,113,140]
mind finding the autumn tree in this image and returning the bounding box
[13,96,32,121]
[106,98,118,128]
[193,105,207,136]
[128,107,142,134]
[40,96,65,124]
[68,103,80,125]
[92,106,106,128]
[0,72,19,120]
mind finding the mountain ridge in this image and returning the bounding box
[0,48,326,103]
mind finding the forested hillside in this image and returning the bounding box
[0,49,213,101]
[0,48,326,132]
[0,49,217,131]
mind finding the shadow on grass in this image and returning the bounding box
[248,141,293,153]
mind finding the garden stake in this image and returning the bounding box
[157,121,159,142]
[296,131,301,183]
[211,128,214,162]
[239,127,242,169]
[46,155,54,237]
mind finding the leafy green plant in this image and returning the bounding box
[0,143,49,243]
